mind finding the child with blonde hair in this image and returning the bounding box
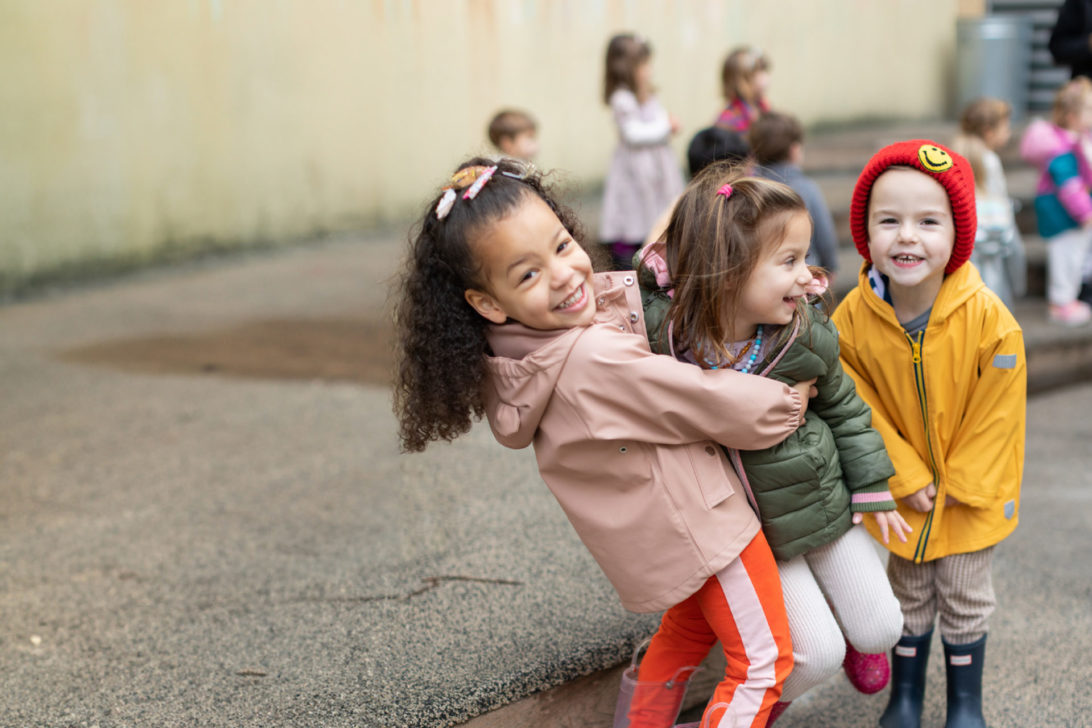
[395,158,817,728]
[716,46,771,132]
[638,165,908,725]
[599,33,684,270]
[951,97,1026,309]
[1020,77,1092,325]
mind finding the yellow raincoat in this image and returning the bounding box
[832,262,1026,563]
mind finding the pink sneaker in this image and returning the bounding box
[1049,300,1092,326]
[843,642,890,694]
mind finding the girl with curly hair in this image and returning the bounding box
[393,157,812,728]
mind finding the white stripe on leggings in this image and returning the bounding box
[714,558,779,727]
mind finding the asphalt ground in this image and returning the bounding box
[1,228,1091,727]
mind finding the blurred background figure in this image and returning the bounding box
[641,125,751,250]
[750,110,840,283]
[487,108,539,162]
[1020,77,1092,326]
[686,125,751,178]
[951,97,1026,310]
[716,46,771,132]
[599,33,684,270]
[1050,0,1092,81]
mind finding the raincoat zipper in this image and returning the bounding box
[907,330,940,563]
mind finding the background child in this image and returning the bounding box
[832,140,1026,728]
[486,108,539,162]
[394,157,813,728]
[599,33,684,270]
[637,167,908,725]
[950,97,1026,310]
[642,124,751,249]
[749,111,841,281]
[1019,77,1092,325]
[716,46,770,132]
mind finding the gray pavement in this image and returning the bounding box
[2,228,1092,728]
[735,379,1092,726]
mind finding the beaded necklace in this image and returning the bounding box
[737,325,764,374]
[703,324,764,373]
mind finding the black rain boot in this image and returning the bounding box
[879,630,933,728]
[943,635,988,728]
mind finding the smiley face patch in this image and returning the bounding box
[917,144,953,172]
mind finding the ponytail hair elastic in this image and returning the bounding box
[716,183,733,199]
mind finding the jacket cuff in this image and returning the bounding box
[850,489,896,513]
[786,386,804,428]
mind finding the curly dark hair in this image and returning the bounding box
[393,157,592,452]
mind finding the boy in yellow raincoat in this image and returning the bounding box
[832,140,1026,728]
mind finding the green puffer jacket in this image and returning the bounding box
[638,262,896,561]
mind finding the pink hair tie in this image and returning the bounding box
[716,183,733,198]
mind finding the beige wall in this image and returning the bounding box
[0,0,968,290]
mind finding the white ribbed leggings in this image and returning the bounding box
[778,525,904,702]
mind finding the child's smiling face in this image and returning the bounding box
[866,167,955,299]
[464,193,596,330]
[735,210,813,338]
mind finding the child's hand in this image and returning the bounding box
[805,271,829,296]
[791,378,818,418]
[853,510,913,544]
[669,114,682,135]
[901,483,937,512]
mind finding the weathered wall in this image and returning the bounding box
[0,0,967,290]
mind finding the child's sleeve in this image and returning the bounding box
[807,317,895,511]
[563,328,803,450]
[1047,152,1092,225]
[833,310,935,500]
[943,323,1026,507]
[611,90,672,146]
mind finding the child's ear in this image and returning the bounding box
[465,288,509,324]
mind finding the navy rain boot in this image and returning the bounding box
[943,635,988,728]
[879,630,933,728]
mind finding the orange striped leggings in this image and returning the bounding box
[631,531,793,728]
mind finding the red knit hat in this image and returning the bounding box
[849,139,977,274]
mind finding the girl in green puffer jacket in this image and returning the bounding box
[636,165,911,724]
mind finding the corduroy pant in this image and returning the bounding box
[634,531,793,728]
[886,547,997,645]
[777,525,905,702]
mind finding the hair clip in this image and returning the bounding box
[435,164,505,220]
[435,188,457,220]
[716,183,733,198]
[449,166,485,190]
[500,168,528,181]
[463,165,498,200]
